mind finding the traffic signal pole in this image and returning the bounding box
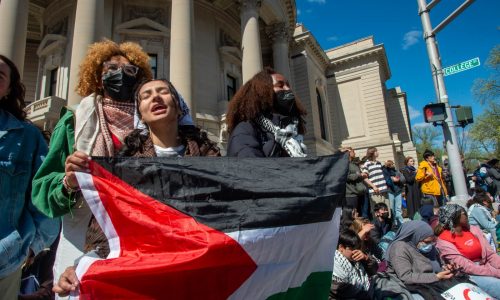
[417,0,473,202]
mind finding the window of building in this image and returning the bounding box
[149,54,158,79]
[48,68,58,97]
[227,74,237,101]
[316,89,327,140]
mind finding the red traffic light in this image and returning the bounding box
[423,103,447,123]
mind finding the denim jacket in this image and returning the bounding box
[0,109,60,279]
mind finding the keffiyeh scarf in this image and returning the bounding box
[93,98,135,156]
[332,250,370,292]
[255,114,307,157]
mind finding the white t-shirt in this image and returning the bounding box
[153,144,185,157]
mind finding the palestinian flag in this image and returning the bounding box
[74,154,347,299]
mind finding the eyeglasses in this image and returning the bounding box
[103,62,139,77]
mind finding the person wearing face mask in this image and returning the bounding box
[370,203,393,246]
[385,220,474,299]
[226,67,307,158]
[31,40,152,298]
[435,204,500,299]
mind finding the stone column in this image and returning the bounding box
[0,0,29,77]
[67,0,101,107]
[169,0,195,120]
[268,22,291,81]
[239,0,262,83]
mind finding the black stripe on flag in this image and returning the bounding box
[91,153,348,232]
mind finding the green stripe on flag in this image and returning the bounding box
[266,271,332,300]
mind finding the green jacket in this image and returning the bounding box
[32,108,76,217]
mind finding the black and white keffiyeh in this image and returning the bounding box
[255,114,307,157]
[332,250,370,292]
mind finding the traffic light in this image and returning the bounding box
[423,103,447,123]
[455,106,473,127]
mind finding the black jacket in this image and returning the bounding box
[227,114,294,158]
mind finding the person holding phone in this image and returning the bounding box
[435,204,500,299]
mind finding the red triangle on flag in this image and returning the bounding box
[78,161,257,299]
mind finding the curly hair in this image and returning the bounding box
[0,55,26,121]
[76,39,153,97]
[226,67,307,134]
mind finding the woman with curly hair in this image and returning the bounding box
[0,55,60,299]
[30,39,152,296]
[226,67,307,157]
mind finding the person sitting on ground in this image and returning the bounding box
[340,207,358,231]
[330,229,377,300]
[226,67,307,158]
[370,203,393,245]
[435,204,500,299]
[351,218,382,261]
[467,188,498,251]
[385,220,464,299]
[416,149,448,207]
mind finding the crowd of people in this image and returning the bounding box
[335,145,500,299]
[1,38,499,300]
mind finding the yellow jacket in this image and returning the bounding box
[415,160,448,196]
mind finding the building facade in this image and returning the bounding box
[0,0,416,165]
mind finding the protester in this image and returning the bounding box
[467,189,498,250]
[345,147,367,210]
[0,54,60,299]
[400,156,422,219]
[330,229,377,300]
[361,147,390,217]
[31,40,152,296]
[435,204,500,299]
[120,79,220,158]
[382,160,405,227]
[416,149,447,207]
[351,217,383,260]
[385,220,465,299]
[226,67,307,158]
[483,158,499,199]
[370,203,392,245]
[340,207,358,230]
[52,79,221,297]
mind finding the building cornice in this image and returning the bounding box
[329,44,391,80]
[293,27,330,70]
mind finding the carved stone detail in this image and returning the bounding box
[124,5,168,26]
[266,22,288,43]
[238,0,262,12]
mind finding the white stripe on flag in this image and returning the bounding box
[227,207,341,299]
[72,171,121,299]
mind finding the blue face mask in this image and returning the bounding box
[418,243,433,253]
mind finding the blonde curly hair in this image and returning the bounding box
[76,39,153,97]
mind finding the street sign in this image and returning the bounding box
[443,57,480,76]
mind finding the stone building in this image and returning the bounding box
[0,0,416,165]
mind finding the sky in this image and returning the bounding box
[295,0,500,129]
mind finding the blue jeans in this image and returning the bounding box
[469,275,500,299]
[361,192,370,219]
[388,192,404,226]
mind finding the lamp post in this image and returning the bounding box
[416,0,475,202]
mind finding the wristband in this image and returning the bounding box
[63,175,80,193]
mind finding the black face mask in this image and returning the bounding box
[102,68,137,102]
[381,212,389,219]
[274,90,296,116]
